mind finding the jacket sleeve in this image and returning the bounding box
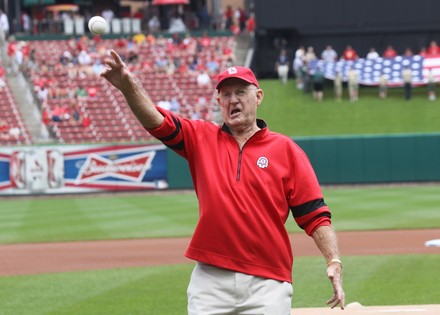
[146,106,188,158]
[288,142,331,236]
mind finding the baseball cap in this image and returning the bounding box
[216,66,260,90]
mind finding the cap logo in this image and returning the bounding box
[227,67,238,75]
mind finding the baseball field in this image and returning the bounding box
[1,81,440,314]
[1,184,439,314]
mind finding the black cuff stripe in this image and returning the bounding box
[166,140,185,151]
[158,115,182,142]
[290,198,327,218]
[297,212,331,230]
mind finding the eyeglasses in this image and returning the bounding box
[218,86,257,101]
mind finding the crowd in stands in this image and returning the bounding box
[277,40,440,102]
[3,27,237,143]
[1,3,256,39]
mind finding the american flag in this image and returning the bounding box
[310,55,440,87]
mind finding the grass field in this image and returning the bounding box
[0,185,440,314]
[1,81,440,314]
[1,185,440,244]
[258,80,440,137]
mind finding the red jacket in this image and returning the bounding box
[148,107,331,283]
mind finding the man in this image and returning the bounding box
[276,48,289,84]
[402,66,412,100]
[0,9,9,38]
[101,50,345,315]
[321,45,337,63]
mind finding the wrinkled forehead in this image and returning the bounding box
[217,78,255,92]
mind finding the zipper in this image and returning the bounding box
[236,149,243,181]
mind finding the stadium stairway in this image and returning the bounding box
[6,71,52,144]
[235,32,254,67]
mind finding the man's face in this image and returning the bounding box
[216,79,263,131]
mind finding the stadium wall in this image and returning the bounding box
[167,133,440,188]
[1,134,439,195]
[253,0,440,77]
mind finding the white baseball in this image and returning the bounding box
[88,16,107,35]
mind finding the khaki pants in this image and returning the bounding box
[187,262,293,315]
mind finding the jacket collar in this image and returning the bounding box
[221,119,267,135]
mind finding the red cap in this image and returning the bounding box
[216,66,259,90]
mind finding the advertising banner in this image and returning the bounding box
[0,144,167,195]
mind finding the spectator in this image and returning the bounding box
[304,46,317,63]
[168,15,186,33]
[37,85,49,103]
[82,114,90,127]
[170,97,181,113]
[404,47,414,57]
[347,66,359,101]
[293,46,305,89]
[342,45,358,61]
[205,56,220,75]
[0,119,10,139]
[60,50,73,65]
[148,16,161,33]
[427,40,440,57]
[245,13,256,39]
[92,58,105,76]
[8,126,21,139]
[0,9,10,38]
[334,71,343,101]
[196,70,211,87]
[321,45,337,62]
[402,66,412,100]
[77,50,92,66]
[427,69,436,101]
[224,5,233,29]
[158,96,171,110]
[379,74,388,99]
[69,101,82,124]
[75,85,89,99]
[366,47,379,60]
[102,7,114,24]
[51,104,63,122]
[0,76,5,90]
[21,11,31,33]
[312,66,325,101]
[383,45,397,58]
[42,108,51,125]
[275,49,289,84]
[155,53,168,73]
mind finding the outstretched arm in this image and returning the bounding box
[101,50,164,129]
[312,225,345,309]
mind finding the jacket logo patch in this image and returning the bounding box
[256,156,269,168]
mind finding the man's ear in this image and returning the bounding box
[256,89,264,106]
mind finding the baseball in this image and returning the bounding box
[88,16,107,35]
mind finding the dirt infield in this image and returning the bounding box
[1,228,439,276]
[1,228,439,315]
[292,304,440,315]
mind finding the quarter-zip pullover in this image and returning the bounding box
[147,107,331,283]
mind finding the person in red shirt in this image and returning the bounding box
[383,45,397,58]
[101,50,345,314]
[427,40,440,57]
[342,45,358,61]
[246,12,256,37]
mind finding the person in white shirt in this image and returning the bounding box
[366,47,379,60]
[321,45,337,63]
[0,10,10,38]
